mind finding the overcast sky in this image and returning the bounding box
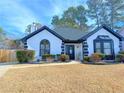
[0,0,87,39]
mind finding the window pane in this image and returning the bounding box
[46,44,49,49]
[41,45,44,49]
[41,49,45,55]
[96,49,101,53]
[104,42,111,48]
[96,42,100,48]
[104,49,111,55]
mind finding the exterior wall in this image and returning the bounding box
[121,41,124,50]
[64,43,83,60]
[118,30,124,50]
[86,28,120,56]
[27,29,62,59]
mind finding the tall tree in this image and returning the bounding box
[106,0,124,29]
[76,6,88,30]
[51,16,60,26]
[0,27,12,49]
[0,27,6,41]
[7,39,24,49]
[87,0,124,29]
[51,5,88,31]
[86,0,102,27]
[0,27,3,33]
[25,22,42,34]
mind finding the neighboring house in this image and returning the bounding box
[22,25,123,61]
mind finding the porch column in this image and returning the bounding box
[119,40,122,51]
[61,42,65,54]
[83,41,89,57]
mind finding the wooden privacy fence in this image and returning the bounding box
[0,49,17,62]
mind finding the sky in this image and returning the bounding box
[0,0,87,39]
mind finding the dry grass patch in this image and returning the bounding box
[0,64,124,93]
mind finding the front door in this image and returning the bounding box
[66,45,75,60]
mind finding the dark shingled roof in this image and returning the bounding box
[79,25,124,41]
[21,25,124,43]
[53,27,88,41]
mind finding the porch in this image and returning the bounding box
[64,43,83,60]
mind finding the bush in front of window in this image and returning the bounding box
[119,51,124,54]
[90,53,104,62]
[60,54,69,62]
[42,54,55,62]
[56,54,61,61]
[116,51,124,62]
[104,55,113,60]
[83,56,90,63]
[16,50,35,63]
[42,54,69,62]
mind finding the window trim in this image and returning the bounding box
[94,39,114,55]
[39,39,50,56]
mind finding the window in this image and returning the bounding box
[94,36,115,60]
[103,42,111,55]
[94,41,112,55]
[95,42,101,53]
[40,39,50,56]
[94,35,114,55]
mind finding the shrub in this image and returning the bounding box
[60,54,69,62]
[119,51,124,54]
[16,50,35,63]
[115,51,124,62]
[91,53,103,62]
[104,55,113,60]
[42,54,55,59]
[42,54,55,62]
[116,54,124,62]
[56,54,61,61]
[83,56,90,62]
[99,54,105,60]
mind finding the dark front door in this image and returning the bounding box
[66,45,75,60]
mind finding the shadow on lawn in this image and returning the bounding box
[82,61,123,65]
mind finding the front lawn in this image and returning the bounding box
[0,64,124,93]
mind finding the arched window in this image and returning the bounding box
[40,39,50,56]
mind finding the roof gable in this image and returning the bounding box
[21,25,124,43]
[79,25,123,41]
[53,27,88,41]
[21,26,65,42]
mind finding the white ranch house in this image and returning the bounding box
[22,25,124,61]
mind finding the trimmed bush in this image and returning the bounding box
[56,54,61,61]
[115,51,124,62]
[42,54,55,62]
[116,54,124,62]
[104,55,112,60]
[119,51,124,54]
[83,56,90,62]
[16,50,35,63]
[91,53,104,62]
[42,54,55,59]
[60,54,69,62]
